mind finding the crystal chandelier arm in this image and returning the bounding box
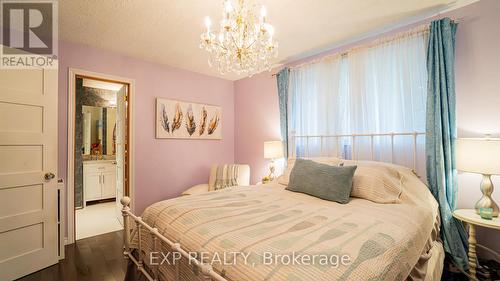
[229,31,240,50]
[246,37,257,49]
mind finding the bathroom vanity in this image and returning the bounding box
[83,160,117,206]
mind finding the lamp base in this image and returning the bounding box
[268,160,276,181]
[475,174,499,217]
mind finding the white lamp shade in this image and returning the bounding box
[456,138,500,175]
[264,141,284,159]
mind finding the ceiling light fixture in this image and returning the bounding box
[200,0,278,76]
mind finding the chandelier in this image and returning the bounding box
[200,0,278,76]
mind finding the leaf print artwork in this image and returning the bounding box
[198,107,208,136]
[156,98,221,139]
[171,102,183,133]
[208,110,220,135]
[161,104,170,133]
[186,104,196,136]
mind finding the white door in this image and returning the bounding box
[115,85,127,224]
[0,66,58,279]
[102,170,116,198]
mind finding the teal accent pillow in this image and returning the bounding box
[286,158,357,204]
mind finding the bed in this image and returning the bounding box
[121,159,444,281]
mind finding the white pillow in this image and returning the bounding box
[278,157,342,186]
[341,160,404,204]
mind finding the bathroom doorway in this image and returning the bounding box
[67,69,134,243]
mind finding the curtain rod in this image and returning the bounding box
[271,16,464,77]
[289,24,430,70]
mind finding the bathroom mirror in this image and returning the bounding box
[82,105,117,156]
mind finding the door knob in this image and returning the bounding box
[44,172,56,181]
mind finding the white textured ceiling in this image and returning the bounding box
[60,0,467,81]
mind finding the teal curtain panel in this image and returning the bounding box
[276,68,290,158]
[425,17,469,270]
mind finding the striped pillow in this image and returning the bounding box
[213,164,239,190]
[342,160,403,203]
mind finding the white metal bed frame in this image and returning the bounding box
[289,131,425,171]
[120,196,227,281]
[121,131,425,281]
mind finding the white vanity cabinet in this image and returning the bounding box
[83,161,116,205]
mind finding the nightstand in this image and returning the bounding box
[453,209,500,281]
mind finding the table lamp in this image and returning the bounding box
[264,141,284,181]
[456,138,500,217]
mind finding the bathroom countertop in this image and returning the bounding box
[82,159,116,165]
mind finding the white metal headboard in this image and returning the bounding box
[289,131,425,172]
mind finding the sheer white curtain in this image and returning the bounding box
[289,28,428,175]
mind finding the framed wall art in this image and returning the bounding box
[156,98,222,139]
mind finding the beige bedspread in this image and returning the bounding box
[134,167,438,281]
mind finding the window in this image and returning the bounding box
[288,28,428,175]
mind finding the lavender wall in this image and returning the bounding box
[449,0,500,257]
[234,73,280,184]
[234,0,500,254]
[59,41,235,216]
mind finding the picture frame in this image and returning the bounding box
[155,98,222,140]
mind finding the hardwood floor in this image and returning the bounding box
[17,231,127,281]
